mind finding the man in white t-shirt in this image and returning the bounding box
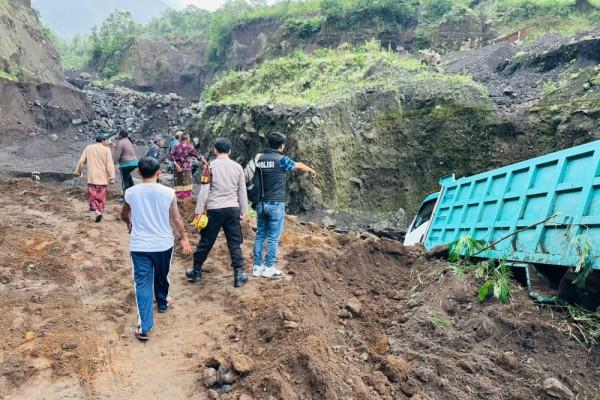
[121,157,191,341]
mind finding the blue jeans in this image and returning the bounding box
[253,201,286,268]
[131,248,173,334]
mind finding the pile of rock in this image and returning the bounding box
[201,353,255,399]
[67,73,200,143]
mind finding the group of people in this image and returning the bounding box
[75,129,211,223]
[74,131,316,341]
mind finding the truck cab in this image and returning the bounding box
[404,192,440,246]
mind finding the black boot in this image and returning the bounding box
[233,267,248,288]
[186,267,203,283]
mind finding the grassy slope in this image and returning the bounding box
[203,41,487,107]
[489,0,600,41]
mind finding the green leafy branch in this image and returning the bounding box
[475,261,513,304]
[448,236,485,263]
[572,235,593,288]
[448,236,513,304]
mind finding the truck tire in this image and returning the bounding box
[558,271,600,310]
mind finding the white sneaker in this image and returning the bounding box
[262,266,283,278]
[252,265,264,277]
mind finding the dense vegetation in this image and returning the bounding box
[55,0,422,73]
[202,40,485,106]
[52,0,600,76]
[320,0,419,28]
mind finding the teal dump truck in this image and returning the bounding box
[405,140,600,306]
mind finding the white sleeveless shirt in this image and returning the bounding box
[125,183,175,252]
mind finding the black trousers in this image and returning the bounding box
[193,207,245,271]
[120,165,137,194]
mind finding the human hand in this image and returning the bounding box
[176,165,182,173]
[109,178,115,184]
[74,172,81,177]
[240,214,246,221]
[181,238,192,255]
[307,169,317,178]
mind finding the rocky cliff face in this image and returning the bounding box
[189,75,496,224]
[0,0,92,139]
[93,11,492,98]
[221,17,417,71]
[113,37,209,98]
[189,27,600,227]
[444,28,600,160]
[97,15,419,98]
[421,6,496,51]
[515,32,600,152]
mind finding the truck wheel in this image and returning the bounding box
[558,271,600,310]
[558,271,579,304]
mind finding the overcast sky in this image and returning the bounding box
[33,0,278,38]
[166,0,267,10]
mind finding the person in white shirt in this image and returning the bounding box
[121,157,191,341]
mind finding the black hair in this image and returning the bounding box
[119,129,128,138]
[214,137,232,154]
[268,132,286,149]
[138,157,161,179]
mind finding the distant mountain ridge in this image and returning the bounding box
[31,0,170,38]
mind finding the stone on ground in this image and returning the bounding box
[543,378,574,399]
[345,298,362,316]
[232,355,255,374]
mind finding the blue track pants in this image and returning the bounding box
[131,248,173,334]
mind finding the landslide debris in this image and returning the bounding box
[443,27,600,167]
[222,221,600,399]
[1,180,599,400]
[66,77,197,142]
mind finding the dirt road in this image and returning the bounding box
[0,180,243,399]
[1,180,600,400]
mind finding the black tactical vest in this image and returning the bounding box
[257,149,287,202]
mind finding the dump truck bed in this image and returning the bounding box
[424,140,600,269]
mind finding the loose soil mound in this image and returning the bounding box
[230,232,600,399]
[1,180,599,399]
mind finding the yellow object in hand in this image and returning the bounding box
[191,215,208,230]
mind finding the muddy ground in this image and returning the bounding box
[0,179,599,400]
